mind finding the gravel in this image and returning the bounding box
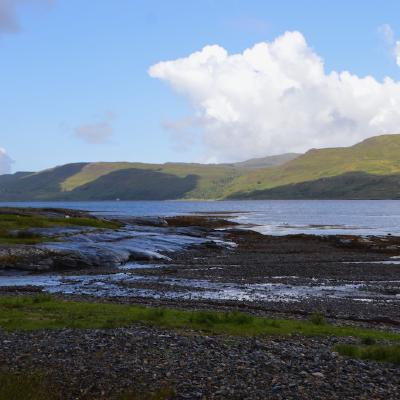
[1,325,399,399]
[2,215,400,399]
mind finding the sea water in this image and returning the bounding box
[1,200,400,302]
[1,199,400,236]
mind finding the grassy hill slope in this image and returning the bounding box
[64,168,200,200]
[61,154,301,198]
[230,172,400,200]
[225,134,400,196]
[0,164,89,200]
[0,162,239,200]
[1,134,399,200]
[231,153,300,170]
[0,153,298,201]
[61,162,242,200]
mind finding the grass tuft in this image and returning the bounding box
[31,294,54,304]
[360,336,377,346]
[0,296,400,343]
[309,311,326,326]
[0,370,176,400]
[0,371,60,400]
[335,344,400,365]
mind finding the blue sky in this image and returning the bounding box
[1,0,400,172]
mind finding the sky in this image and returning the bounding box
[1,0,400,173]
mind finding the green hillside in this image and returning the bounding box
[61,162,242,200]
[231,153,300,170]
[0,153,301,201]
[1,134,399,200]
[60,154,301,198]
[0,163,89,200]
[0,162,241,201]
[225,134,400,196]
[65,168,200,200]
[230,172,400,200]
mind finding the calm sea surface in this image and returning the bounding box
[1,200,400,236]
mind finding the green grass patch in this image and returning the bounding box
[0,213,120,244]
[335,343,400,365]
[308,311,326,326]
[0,213,119,230]
[0,369,175,400]
[0,371,61,400]
[1,296,400,342]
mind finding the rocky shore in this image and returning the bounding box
[1,326,399,400]
[1,208,400,399]
[142,225,400,324]
[4,211,398,324]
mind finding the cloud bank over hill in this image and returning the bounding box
[0,148,13,174]
[150,31,400,162]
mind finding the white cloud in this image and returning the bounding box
[74,112,115,144]
[0,147,13,174]
[396,41,400,67]
[378,24,400,67]
[378,23,395,45]
[75,122,113,144]
[0,0,53,35]
[149,31,400,161]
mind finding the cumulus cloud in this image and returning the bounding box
[0,148,13,174]
[75,122,113,144]
[74,112,115,144]
[149,31,400,161]
[396,41,400,67]
[378,24,400,67]
[0,0,53,35]
[378,23,395,45]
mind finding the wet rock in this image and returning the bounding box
[113,216,168,227]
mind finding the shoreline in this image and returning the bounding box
[1,208,400,399]
[1,210,400,324]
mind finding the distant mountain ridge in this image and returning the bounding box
[0,154,299,201]
[230,153,300,169]
[1,134,400,200]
